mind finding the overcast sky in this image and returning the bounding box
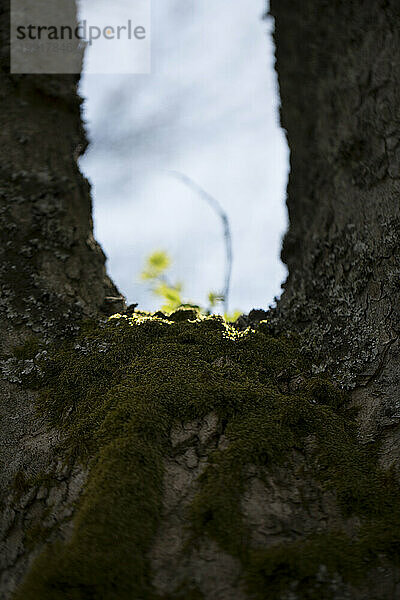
[78,0,289,313]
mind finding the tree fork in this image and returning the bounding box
[1,1,399,599]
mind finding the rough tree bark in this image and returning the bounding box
[0,1,123,595]
[1,1,399,599]
[269,0,400,459]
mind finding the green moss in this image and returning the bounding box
[12,469,55,502]
[161,581,205,600]
[168,307,199,322]
[13,311,400,599]
[24,507,54,551]
[12,471,65,551]
[245,532,366,599]
[12,469,31,501]
[12,335,40,360]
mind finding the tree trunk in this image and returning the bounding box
[1,1,399,599]
[269,0,400,456]
[0,2,122,595]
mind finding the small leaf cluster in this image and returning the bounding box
[141,250,240,321]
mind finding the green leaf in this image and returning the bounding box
[141,250,171,281]
[224,310,242,323]
[208,291,224,308]
[140,249,241,320]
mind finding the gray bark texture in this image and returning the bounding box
[1,1,400,599]
[0,1,123,596]
[269,0,400,451]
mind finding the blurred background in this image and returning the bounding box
[78,0,289,313]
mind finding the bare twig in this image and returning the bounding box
[168,170,233,314]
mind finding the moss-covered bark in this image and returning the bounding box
[2,1,400,599]
[0,3,123,594]
[269,0,400,428]
[11,310,400,599]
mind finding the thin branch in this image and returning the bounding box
[168,170,233,314]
